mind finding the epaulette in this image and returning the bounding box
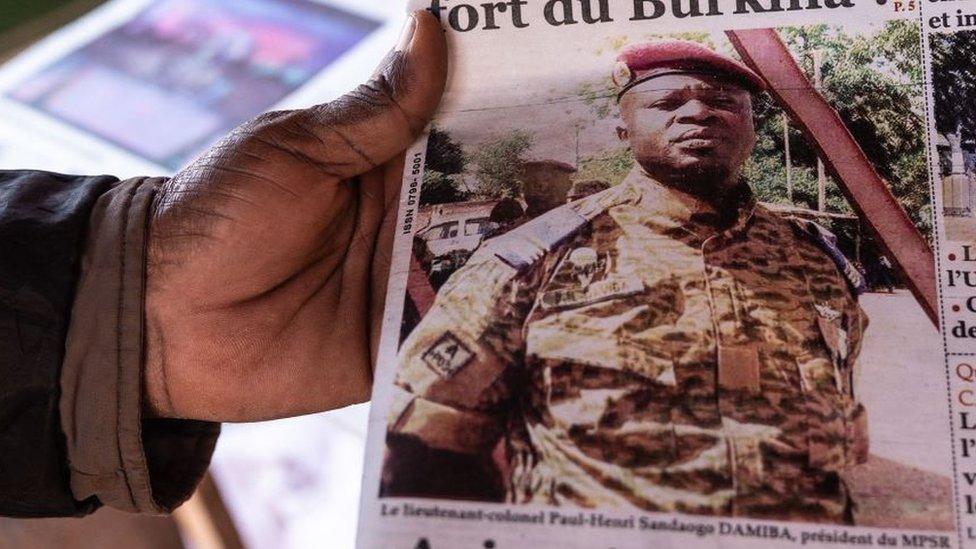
[488,184,639,272]
[789,218,867,295]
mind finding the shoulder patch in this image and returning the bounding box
[488,185,638,272]
[421,332,474,379]
[790,218,867,295]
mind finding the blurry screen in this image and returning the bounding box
[5,0,379,169]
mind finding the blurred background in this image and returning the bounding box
[0,0,401,547]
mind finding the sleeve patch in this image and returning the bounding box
[422,333,475,379]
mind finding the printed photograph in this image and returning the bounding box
[932,29,976,241]
[5,0,379,169]
[381,21,951,530]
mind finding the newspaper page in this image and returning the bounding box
[357,0,976,547]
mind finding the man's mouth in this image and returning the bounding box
[671,129,725,150]
[676,138,719,150]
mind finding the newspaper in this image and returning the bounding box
[358,0,976,547]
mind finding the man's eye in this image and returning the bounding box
[707,97,738,109]
[649,100,679,110]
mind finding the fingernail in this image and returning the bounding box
[396,14,417,52]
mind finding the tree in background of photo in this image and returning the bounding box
[468,130,534,199]
[575,148,633,185]
[421,127,536,203]
[420,127,469,206]
[930,30,976,176]
[764,22,929,237]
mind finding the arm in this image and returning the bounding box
[0,170,216,517]
[383,251,536,500]
[0,170,113,517]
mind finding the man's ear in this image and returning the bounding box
[616,126,628,143]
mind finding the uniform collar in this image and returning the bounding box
[619,168,757,237]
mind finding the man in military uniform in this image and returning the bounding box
[384,40,870,524]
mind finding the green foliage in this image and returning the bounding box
[469,130,534,198]
[577,81,614,120]
[868,17,924,84]
[768,20,930,237]
[420,170,469,206]
[420,126,470,205]
[930,31,976,139]
[577,148,634,186]
[425,126,466,176]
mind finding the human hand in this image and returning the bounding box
[144,11,447,422]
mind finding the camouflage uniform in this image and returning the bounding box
[389,169,869,524]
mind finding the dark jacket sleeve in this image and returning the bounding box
[0,170,219,517]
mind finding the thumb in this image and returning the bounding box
[282,10,447,180]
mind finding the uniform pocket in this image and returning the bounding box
[805,391,846,471]
[804,388,868,470]
[814,303,853,394]
[717,344,761,394]
[807,302,867,468]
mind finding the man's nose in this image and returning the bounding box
[675,99,717,124]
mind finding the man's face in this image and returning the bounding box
[618,73,756,197]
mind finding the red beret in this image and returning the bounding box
[613,40,766,100]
